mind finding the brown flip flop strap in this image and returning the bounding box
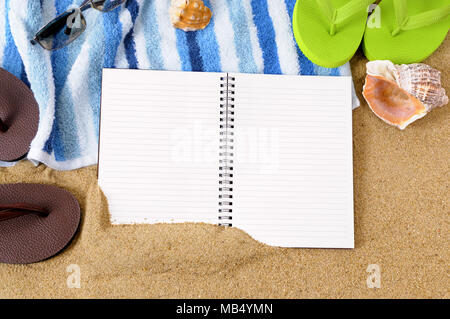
[0,118,7,132]
[0,203,49,222]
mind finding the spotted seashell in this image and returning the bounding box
[170,0,212,32]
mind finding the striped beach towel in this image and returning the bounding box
[0,0,359,170]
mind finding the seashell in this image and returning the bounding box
[395,63,448,111]
[170,0,212,32]
[366,60,398,82]
[363,75,427,130]
[363,61,448,129]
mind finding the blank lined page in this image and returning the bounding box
[231,73,354,248]
[99,69,221,224]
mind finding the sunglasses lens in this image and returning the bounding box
[35,8,86,50]
[91,0,126,12]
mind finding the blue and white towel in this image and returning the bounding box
[0,0,359,170]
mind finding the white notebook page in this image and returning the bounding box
[231,73,354,248]
[99,69,221,224]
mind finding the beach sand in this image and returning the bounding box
[0,38,448,299]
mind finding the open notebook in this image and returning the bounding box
[98,69,354,248]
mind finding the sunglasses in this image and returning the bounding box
[31,0,125,50]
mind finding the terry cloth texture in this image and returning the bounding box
[0,0,359,170]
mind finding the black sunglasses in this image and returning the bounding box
[31,0,125,50]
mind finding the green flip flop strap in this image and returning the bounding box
[316,0,376,35]
[392,0,450,36]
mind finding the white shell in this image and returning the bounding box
[366,60,398,82]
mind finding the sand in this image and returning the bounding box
[0,38,448,299]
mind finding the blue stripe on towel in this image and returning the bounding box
[284,0,316,75]
[42,135,53,154]
[250,0,282,74]
[46,0,82,160]
[330,67,340,76]
[142,0,164,70]
[313,64,341,76]
[50,0,74,94]
[103,8,121,68]
[175,29,192,71]
[314,65,332,76]
[124,0,139,69]
[25,0,52,121]
[195,0,221,72]
[186,32,203,72]
[43,120,61,157]
[20,66,30,87]
[227,0,258,73]
[45,0,70,157]
[89,17,106,139]
[4,0,26,80]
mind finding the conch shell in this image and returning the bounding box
[170,0,212,32]
[363,60,448,130]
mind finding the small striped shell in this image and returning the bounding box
[170,0,212,32]
[396,63,448,111]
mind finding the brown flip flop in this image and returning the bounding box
[0,184,81,264]
[0,68,39,162]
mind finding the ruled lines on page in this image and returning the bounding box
[231,73,354,248]
[99,69,223,224]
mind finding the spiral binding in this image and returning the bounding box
[218,74,235,226]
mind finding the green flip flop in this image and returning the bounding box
[293,0,376,68]
[363,0,450,64]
